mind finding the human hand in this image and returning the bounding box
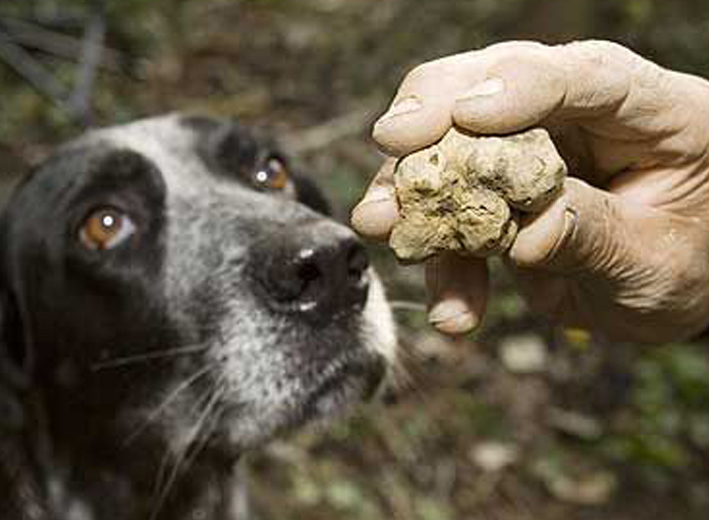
[351,40,709,343]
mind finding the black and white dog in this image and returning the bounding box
[0,114,397,520]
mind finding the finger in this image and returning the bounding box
[371,40,619,156]
[507,176,685,275]
[452,40,696,139]
[452,46,566,135]
[371,61,465,157]
[350,158,400,240]
[374,40,709,160]
[503,173,709,343]
[425,253,489,335]
[371,42,551,156]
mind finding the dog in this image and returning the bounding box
[0,114,397,520]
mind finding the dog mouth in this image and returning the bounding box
[298,353,386,421]
[215,348,387,451]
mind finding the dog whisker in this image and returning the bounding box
[181,380,229,477]
[91,344,210,371]
[149,377,227,520]
[389,300,428,313]
[123,362,217,447]
[151,445,176,520]
[384,344,432,403]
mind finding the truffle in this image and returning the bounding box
[389,127,567,262]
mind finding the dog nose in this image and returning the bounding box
[253,223,371,319]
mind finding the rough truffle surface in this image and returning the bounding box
[389,127,567,262]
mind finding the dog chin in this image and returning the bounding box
[222,351,386,451]
[291,273,395,431]
[301,352,386,419]
[293,272,396,430]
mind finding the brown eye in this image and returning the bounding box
[252,158,290,191]
[79,208,136,251]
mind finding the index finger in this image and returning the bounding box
[371,41,548,156]
[373,40,708,158]
[350,158,400,240]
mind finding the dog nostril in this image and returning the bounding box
[346,242,370,285]
[293,250,323,297]
[253,227,372,318]
[297,262,321,284]
[297,262,321,287]
[269,251,320,302]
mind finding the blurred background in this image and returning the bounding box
[2,0,709,518]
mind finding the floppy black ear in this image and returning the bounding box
[294,175,331,216]
[0,289,29,432]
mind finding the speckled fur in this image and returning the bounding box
[0,114,396,520]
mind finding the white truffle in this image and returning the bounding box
[389,127,566,262]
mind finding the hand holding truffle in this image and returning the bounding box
[352,40,709,343]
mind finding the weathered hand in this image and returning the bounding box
[351,40,709,343]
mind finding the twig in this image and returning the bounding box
[281,103,380,154]
[0,27,72,115]
[67,0,107,126]
[0,16,123,71]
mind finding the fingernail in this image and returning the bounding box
[375,96,423,126]
[457,78,505,101]
[351,188,399,238]
[428,299,478,335]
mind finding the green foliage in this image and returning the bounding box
[601,344,709,486]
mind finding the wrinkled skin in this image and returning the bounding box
[352,40,709,342]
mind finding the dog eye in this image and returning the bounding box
[79,208,136,251]
[252,158,290,191]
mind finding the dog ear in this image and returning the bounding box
[294,175,332,216]
[0,290,29,432]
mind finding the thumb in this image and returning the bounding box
[509,177,676,275]
[508,176,709,342]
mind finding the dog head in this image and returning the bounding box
[0,114,396,516]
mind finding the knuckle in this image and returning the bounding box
[486,43,549,73]
[560,40,634,64]
[554,40,636,112]
[560,39,663,85]
[485,40,548,55]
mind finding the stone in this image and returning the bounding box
[469,441,519,473]
[499,334,548,374]
[389,127,566,262]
